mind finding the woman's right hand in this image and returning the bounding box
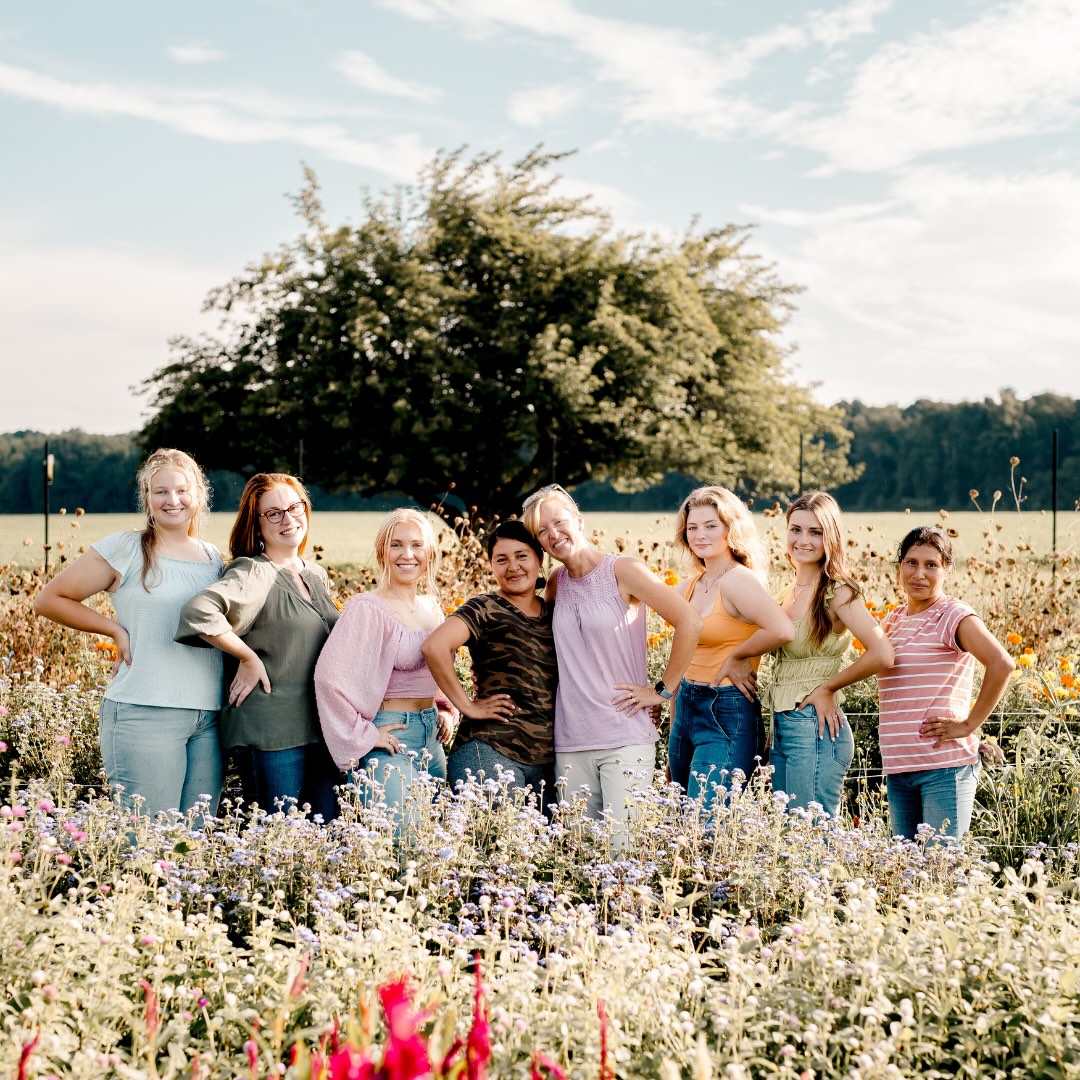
[714,656,757,701]
[229,656,272,707]
[466,695,516,722]
[373,723,408,755]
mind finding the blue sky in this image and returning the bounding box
[3,0,1079,433]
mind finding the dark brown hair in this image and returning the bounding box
[229,473,311,559]
[897,525,954,568]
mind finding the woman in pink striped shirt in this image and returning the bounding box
[877,526,1014,839]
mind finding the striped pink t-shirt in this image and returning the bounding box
[877,596,979,776]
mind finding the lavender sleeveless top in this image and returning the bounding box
[551,554,655,752]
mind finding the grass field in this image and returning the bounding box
[4,507,1076,569]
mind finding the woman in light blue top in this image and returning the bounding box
[34,448,225,817]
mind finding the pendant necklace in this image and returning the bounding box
[700,562,736,592]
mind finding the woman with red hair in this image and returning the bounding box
[177,473,342,821]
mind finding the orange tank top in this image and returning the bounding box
[684,569,761,685]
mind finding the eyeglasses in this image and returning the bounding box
[260,501,306,524]
[522,483,575,513]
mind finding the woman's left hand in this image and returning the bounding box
[714,657,757,701]
[613,683,664,718]
[436,706,456,743]
[919,715,976,747]
[800,685,842,741]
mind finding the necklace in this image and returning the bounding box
[380,588,419,613]
[792,579,815,596]
[700,562,736,591]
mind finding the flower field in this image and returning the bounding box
[1,511,1078,1078]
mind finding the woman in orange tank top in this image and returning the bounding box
[668,486,794,809]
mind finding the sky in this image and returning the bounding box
[2,0,1079,434]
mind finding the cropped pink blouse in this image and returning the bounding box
[314,592,452,769]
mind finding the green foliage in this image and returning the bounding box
[140,149,856,521]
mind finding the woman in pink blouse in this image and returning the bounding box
[877,525,1014,840]
[314,509,455,812]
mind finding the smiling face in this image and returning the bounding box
[534,495,586,564]
[684,505,729,563]
[384,521,429,588]
[489,536,543,598]
[786,508,826,570]
[257,482,308,560]
[899,543,949,610]
[148,468,196,532]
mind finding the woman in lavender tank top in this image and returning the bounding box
[522,485,702,838]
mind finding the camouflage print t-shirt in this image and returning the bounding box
[450,593,557,765]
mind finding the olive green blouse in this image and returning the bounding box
[762,582,852,716]
[176,556,340,752]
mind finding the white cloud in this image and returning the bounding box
[335,50,441,103]
[808,0,892,48]
[0,237,224,433]
[0,62,431,181]
[166,44,227,64]
[508,83,581,127]
[780,0,1080,172]
[747,167,1080,404]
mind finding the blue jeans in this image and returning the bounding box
[240,742,342,823]
[448,739,556,812]
[669,680,762,808]
[99,699,223,818]
[771,705,854,817]
[351,708,447,813]
[887,764,980,840]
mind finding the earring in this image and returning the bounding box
[257,539,265,553]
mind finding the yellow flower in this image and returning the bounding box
[1017,654,1034,668]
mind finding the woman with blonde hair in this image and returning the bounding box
[668,486,793,807]
[176,473,342,821]
[314,508,455,813]
[522,484,702,834]
[765,491,893,816]
[34,448,225,816]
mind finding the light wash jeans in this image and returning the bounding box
[352,707,446,814]
[669,680,762,808]
[770,704,854,817]
[448,738,556,812]
[99,699,223,818]
[887,763,980,840]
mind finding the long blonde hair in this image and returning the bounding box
[373,508,440,598]
[674,486,766,582]
[785,491,860,649]
[135,448,211,591]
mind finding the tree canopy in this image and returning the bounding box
[140,149,858,523]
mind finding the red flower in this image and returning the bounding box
[465,961,492,1080]
[378,978,432,1080]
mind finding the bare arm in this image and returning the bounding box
[715,569,795,699]
[612,558,703,715]
[421,615,514,722]
[920,615,1016,747]
[801,586,895,739]
[33,550,130,664]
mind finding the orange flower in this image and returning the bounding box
[1063,674,1076,690]
[1006,632,1022,646]
[852,639,866,654]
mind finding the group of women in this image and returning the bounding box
[34,449,1015,842]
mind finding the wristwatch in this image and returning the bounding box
[654,679,673,700]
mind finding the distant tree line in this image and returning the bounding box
[2,391,1074,515]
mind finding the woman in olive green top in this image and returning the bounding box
[765,492,893,817]
[176,473,342,821]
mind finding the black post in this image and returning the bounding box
[43,440,55,572]
[1051,428,1059,580]
[798,432,804,495]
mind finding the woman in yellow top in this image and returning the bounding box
[668,486,794,808]
[765,491,893,816]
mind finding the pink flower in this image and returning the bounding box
[56,853,73,866]
[38,800,55,813]
[0,704,8,716]
[0,741,7,752]
[379,979,432,1080]
[465,962,491,1080]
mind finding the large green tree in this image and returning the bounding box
[140,149,858,522]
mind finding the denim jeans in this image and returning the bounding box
[887,763,980,840]
[351,707,447,813]
[770,704,855,817]
[240,742,342,823]
[99,699,223,818]
[669,680,762,808]
[448,739,556,812]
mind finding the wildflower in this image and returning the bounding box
[0,704,7,715]
[1006,632,1022,646]
[1017,655,1034,669]
[466,961,492,1080]
[379,978,431,1080]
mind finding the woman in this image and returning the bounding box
[522,484,702,832]
[422,520,557,808]
[877,525,1014,840]
[33,448,224,817]
[176,473,342,822]
[314,508,455,814]
[765,491,893,816]
[668,486,794,808]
